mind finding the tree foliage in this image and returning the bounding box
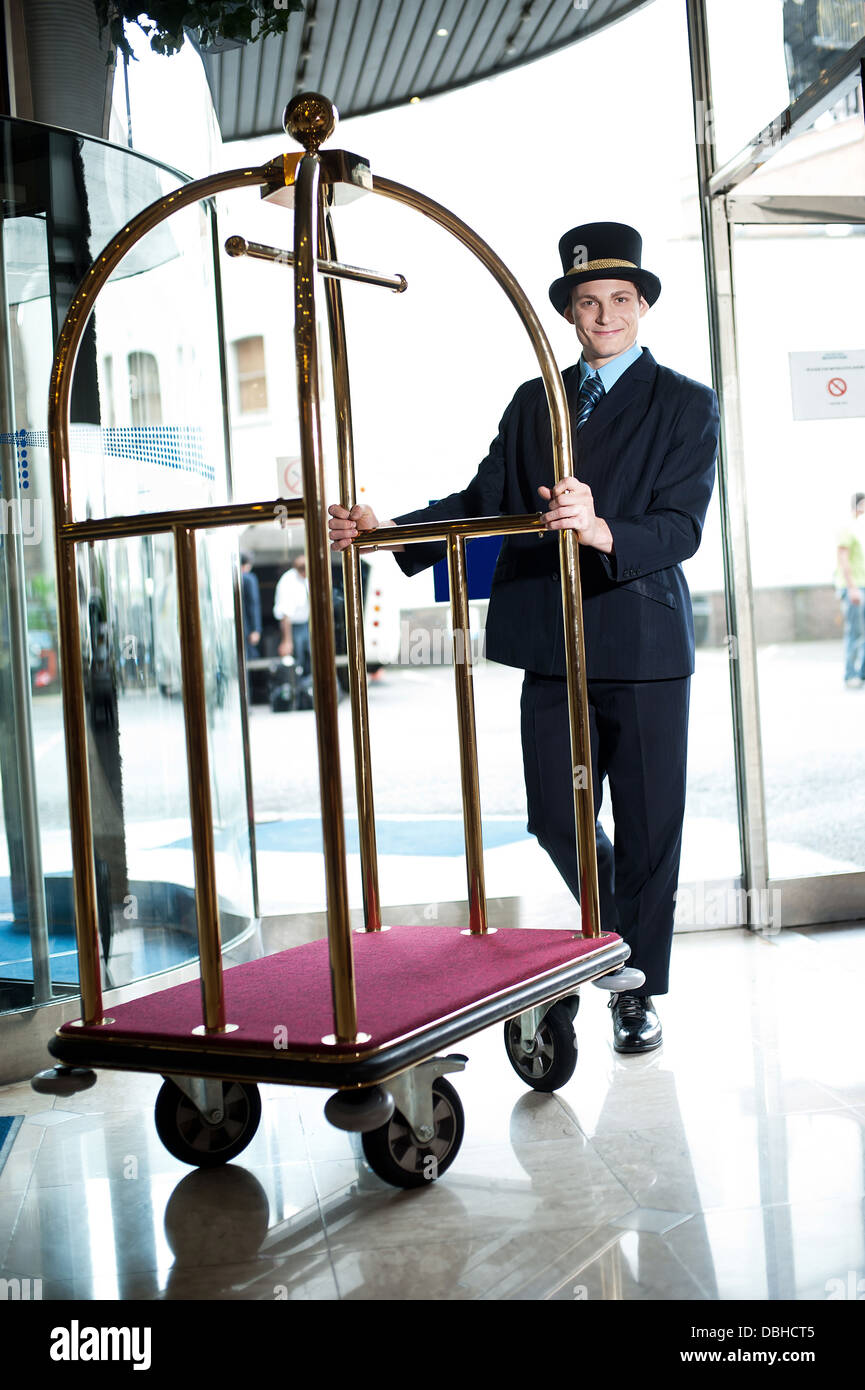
[95,2,305,62]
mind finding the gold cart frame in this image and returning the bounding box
[47,96,602,1054]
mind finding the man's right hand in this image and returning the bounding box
[850,587,863,606]
[328,503,380,552]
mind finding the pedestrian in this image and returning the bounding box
[836,491,865,689]
[240,551,261,700]
[273,553,311,677]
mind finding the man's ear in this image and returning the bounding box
[563,301,575,325]
[638,295,650,318]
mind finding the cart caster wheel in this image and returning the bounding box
[360,1077,464,1189]
[154,1079,261,1167]
[504,1001,577,1092]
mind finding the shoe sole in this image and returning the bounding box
[613,1037,663,1054]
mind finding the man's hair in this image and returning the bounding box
[240,551,253,567]
[853,493,865,510]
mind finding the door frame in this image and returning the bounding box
[685,3,865,927]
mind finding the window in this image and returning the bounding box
[127,351,162,425]
[101,355,115,427]
[233,336,268,413]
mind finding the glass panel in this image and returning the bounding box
[74,528,252,989]
[733,220,865,878]
[0,116,253,1011]
[66,197,228,523]
[706,0,865,165]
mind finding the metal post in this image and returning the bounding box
[0,224,52,1001]
[293,156,364,1044]
[686,0,769,901]
[321,209,383,933]
[447,533,489,934]
[174,524,231,1034]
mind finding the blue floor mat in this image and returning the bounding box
[168,817,531,857]
[0,1116,23,1176]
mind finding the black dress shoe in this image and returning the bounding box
[609,992,663,1054]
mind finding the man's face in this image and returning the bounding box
[564,279,648,365]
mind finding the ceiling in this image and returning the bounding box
[201,0,653,142]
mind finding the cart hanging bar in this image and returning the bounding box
[224,234,407,294]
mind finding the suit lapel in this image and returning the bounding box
[575,347,657,443]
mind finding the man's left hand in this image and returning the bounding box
[538,478,613,553]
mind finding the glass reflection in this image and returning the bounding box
[0,116,254,1010]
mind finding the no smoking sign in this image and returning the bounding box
[789,351,865,419]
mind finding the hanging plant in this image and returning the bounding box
[95,2,305,63]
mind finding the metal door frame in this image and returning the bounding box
[686,3,865,927]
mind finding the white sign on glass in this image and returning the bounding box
[789,350,865,421]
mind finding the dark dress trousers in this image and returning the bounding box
[393,348,720,994]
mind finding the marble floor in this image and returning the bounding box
[1,919,864,1302]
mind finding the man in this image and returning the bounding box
[240,551,261,702]
[240,552,262,663]
[274,553,311,677]
[329,222,719,1054]
[836,492,865,689]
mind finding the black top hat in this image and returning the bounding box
[548,221,661,316]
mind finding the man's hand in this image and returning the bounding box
[849,587,863,607]
[278,638,293,658]
[328,503,404,553]
[328,503,380,552]
[249,631,260,646]
[538,477,614,553]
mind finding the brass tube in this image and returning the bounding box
[46,164,275,1026]
[174,526,226,1034]
[60,498,304,544]
[356,513,547,550]
[371,175,601,938]
[322,210,382,932]
[225,234,407,293]
[55,537,104,1022]
[294,160,361,1043]
[447,535,488,933]
[48,166,274,533]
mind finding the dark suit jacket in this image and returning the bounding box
[393,348,719,680]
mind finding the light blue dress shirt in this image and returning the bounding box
[578,341,642,394]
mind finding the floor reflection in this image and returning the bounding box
[0,924,863,1300]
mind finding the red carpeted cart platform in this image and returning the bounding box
[51,926,628,1083]
[35,94,639,1189]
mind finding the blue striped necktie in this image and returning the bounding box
[576,373,604,430]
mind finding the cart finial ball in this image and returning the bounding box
[283,93,338,152]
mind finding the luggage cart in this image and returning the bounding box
[32,94,641,1189]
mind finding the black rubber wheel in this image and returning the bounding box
[361,1077,464,1189]
[504,1001,578,1092]
[154,1079,262,1167]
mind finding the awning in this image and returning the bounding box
[201,0,654,141]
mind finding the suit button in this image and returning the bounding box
[551,571,559,581]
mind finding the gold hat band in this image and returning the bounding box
[566,258,638,275]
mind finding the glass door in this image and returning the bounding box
[724,189,865,922]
